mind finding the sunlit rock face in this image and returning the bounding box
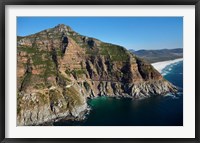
[17,24,177,125]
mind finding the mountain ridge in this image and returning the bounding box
[17,24,177,125]
[132,48,183,63]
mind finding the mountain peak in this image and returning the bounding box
[17,23,178,125]
[53,24,73,32]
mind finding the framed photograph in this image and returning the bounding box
[1,0,199,142]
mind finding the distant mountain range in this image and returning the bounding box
[131,48,183,63]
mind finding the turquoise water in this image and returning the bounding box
[54,61,183,126]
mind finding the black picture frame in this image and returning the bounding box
[0,0,200,143]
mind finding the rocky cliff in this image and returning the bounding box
[17,24,177,125]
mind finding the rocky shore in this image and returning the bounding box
[17,24,177,126]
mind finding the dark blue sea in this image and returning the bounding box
[54,61,183,126]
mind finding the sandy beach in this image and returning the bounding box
[152,58,183,73]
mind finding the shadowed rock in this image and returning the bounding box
[17,24,177,126]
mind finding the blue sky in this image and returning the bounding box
[17,17,183,50]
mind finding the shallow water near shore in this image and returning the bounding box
[54,61,183,126]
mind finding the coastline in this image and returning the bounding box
[151,58,183,73]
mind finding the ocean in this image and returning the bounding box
[54,60,183,126]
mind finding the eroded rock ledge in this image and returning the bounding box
[17,24,177,126]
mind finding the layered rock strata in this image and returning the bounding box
[17,24,177,125]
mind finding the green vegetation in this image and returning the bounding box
[34,83,45,89]
[20,72,32,91]
[56,49,62,57]
[68,32,79,43]
[100,43,129,62]
[49,89,60,106]
[65,86,83,106]
[31,53,46,66]
[65,69,71,75]
[65,68,86,78]
[18,46,37,54]
[17,36,24,41]
[57,73,71,86]
[85,48,99,55]
[43,59,57,79]
[115,71,123,78]
[65,77,72,82]
[83,81,90,91]
[71,69,86,75]
[17,93,22,115]
[37,92,48,104]
[18,45,49,66]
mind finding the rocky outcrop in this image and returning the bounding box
[17,24,177,126]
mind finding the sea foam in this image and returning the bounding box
[151,58,183,74]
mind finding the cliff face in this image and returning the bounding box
[17,24,177,125]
